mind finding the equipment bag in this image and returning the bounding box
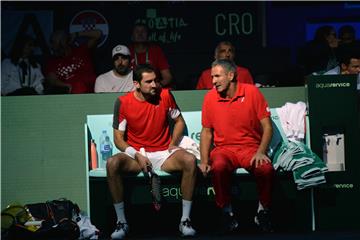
[1,199,80,240]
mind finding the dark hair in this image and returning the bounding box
[338,47,360,65]
[133,22,148,32]
[133,64,156,82]
[9,34,38,68]
[314,25,335,44]
[339,25,355,40]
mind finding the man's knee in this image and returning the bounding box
[106,154,127,176]
[255,162,274,177]
[178,151,197,172]
[210,150,232,173]
[106,156,117,176]
[185,152,197,169]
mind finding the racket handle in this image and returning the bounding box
[140,147,146,156]
[140,147,152,178]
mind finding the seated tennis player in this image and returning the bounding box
[106,64,197,239]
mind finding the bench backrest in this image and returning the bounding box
[85,109,310,177]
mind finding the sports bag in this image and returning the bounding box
[1,199,80,240]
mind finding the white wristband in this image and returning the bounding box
[125,146,137,159]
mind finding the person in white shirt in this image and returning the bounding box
[1,34,44,96]
[94,45,135,93]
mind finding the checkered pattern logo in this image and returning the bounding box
[69,10,109,47]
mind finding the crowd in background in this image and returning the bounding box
[1,23,359,96]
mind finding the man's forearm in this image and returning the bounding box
[200,128,213,164]
[170,118,185,146]
[257,118,273,154]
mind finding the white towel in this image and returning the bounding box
[276,101,307,142]
[179,136,200,160]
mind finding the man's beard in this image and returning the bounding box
[147,88,160,104]
[115,66,130,75]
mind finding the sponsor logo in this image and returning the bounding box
[315,82,351,89]
[162,186,215,200]
[135,9,188,44]
[333,183,354,189]
[69,10,109,47]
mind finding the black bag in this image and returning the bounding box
[2,199,80,240]
[7,219,79,240]
[26,199,80,224]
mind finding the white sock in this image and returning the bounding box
[114,202,127,223]
[181,199,192,222]
[222,204,233,216]
[257,201,264,213]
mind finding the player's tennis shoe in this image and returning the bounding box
[179,218,196,237]
[111,221,129,239]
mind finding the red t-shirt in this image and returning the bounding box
[129,44,170,78]
[196,66,254,90]
[113,88,179,152]
[202,83,270,148]
[45,45,96,93]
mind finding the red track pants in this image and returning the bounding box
[210,146,274,209]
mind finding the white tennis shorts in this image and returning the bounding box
[125,148,180,170]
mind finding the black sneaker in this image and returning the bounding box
[254,209,274,233]
[221,212,239,233]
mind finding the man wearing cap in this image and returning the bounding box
[95,45,135,93]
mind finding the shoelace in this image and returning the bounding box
[115,222,127,231]
[182,219,192,227]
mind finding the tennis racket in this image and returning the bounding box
[140,148,162,211]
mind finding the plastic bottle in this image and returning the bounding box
[100,130,113,167]
[90,139,98,170]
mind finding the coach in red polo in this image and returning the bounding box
[199,59,274,233]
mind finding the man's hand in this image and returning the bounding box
[250,152,271,168]
[135,152,152,172]
[199,163,211,177]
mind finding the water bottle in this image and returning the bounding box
[100,130,113,166]
[90,139,98,170]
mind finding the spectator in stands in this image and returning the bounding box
[44,29,101,94]
[196,41,253,90]
[323,49,360,90]
[1,34,44,96]
[298,25,339,75]
[107,64,197,239]
[338,25,356,45]
[199,59,274,233]
[94,44,134,93]
[129,23,172,88]
[337,25,360,61]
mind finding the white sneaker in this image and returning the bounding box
[179,219,196,237]
[111,222,129,239]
